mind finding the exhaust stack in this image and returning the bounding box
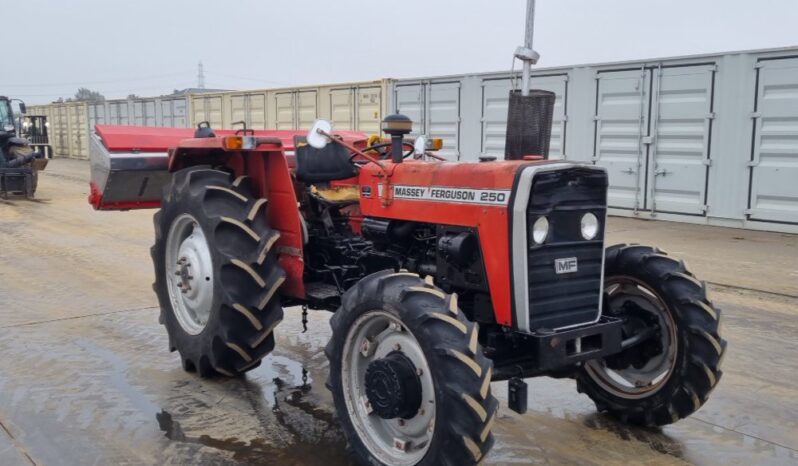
[504,0,555,160]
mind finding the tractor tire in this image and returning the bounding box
[151,167,285,377]
[576,244,726,426]
[325,270,498,466]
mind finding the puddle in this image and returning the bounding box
[157,355,354,466]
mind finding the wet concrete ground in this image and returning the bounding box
[0,159,796,465]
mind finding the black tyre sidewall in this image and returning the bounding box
[327,271,496,466]
[577,244,725,425]
[153,187,224,368]
[152,168,285,376]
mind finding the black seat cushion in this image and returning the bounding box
[295,143,358,183]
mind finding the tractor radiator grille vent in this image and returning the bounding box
[526,168,608,330]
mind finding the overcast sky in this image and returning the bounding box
[5,0,798,104]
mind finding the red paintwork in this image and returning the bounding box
[90,125,539,325]
[212,145,309,298]
[94,125,365,153]
[357,160,527,327]
[88,181,161,211]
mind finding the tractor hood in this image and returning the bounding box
[357,159,608,329]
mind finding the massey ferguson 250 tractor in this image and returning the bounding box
[89,110,726,464]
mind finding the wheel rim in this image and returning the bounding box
[341,311,435,465]
[585,276,678,399]
[165,213,215,335]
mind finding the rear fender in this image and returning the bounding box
[166,141,306,300]
[209,143,306,300]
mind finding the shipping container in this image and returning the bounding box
[391,46,798,233]
[187,80,393,134]
[31,94,191,159]
[36,101,90,159]
[23,47,797,233]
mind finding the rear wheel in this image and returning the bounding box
[326,271,498,466]
[152,167,285,377]
[576,244,726,426]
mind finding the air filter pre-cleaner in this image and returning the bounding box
[504,89,555,160]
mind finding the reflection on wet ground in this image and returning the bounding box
[0,302,795,466]
[0,159,796,465]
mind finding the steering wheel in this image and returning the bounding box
[360,141,416,160]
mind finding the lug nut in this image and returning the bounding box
[394,343,402,351]
[398,419,405,426]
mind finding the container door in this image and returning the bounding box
[594,69,651,210]
[110,103,119,125]
[297,91,317,129]
[69,105,87,159]
[480,75,568,160]
[230,95,247,127]
[748,58,798,224]
[481,79,512,157]
[275,92,295,129]
[56,106,68,156]
[248,94,266,129]
[394,84,425,137]
[144,101,156,126]
[330,88,353,130]
[647,65,715,215]
[427,82,460,160]
[192,97,206,127]
[88,103,105,131]
[173,99,187,127]
[356,86,382,134]
[109,102,129,125]
[207,97,223,128]
[161,100,174,127]
[133,102,145,126]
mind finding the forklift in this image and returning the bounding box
[0,96,48,198]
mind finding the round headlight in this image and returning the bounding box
[532,216,549,245]
[580,213,599,240]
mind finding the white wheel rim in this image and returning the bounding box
[341,311,435,465]
[585,276,678,399]
[165,213,215,335]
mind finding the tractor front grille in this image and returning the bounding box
[524,167,608,331]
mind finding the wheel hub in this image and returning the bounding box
[365,351,422,420]
[176,257,194,293]
[585,277,678,398]
[165,214,215,335]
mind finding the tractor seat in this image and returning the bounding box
[311,184,361,203]
[295,143,358,184]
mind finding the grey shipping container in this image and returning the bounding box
[391,46,798,234]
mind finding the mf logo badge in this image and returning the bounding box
[555,257,578,274]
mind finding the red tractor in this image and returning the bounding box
[89,113,725,464]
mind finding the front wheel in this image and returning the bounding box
[326,271,498,466]
[576,244,726,426]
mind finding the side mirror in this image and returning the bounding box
[413,136,427,157]
[19,102,27,114]
[307,119,333,149]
